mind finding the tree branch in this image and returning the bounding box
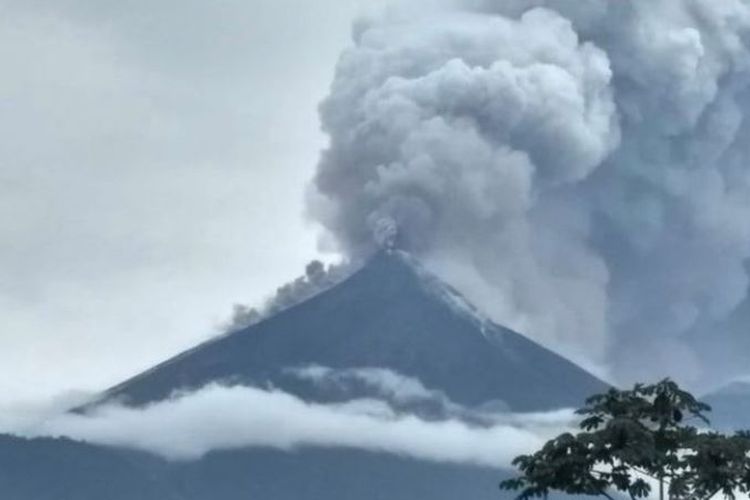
[600,490,616,500]
[699,486,724,500]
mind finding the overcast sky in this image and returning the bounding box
[0,0,382,406]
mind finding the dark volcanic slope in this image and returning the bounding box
[0,435,180,500]
[103,251,606,412]
[0,435,512,500]
[703,382,750,431]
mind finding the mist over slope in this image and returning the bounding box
[308,0,750,389]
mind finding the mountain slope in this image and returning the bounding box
[102,251,605,411]
[702,382,750,431]
[0,435,512,500]
[0,435,181,500]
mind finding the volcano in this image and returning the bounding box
[101,250,606,411]
[3,251,608,500]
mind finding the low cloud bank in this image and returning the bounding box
[288,365,458,408]
[7,370,575,468]
[286,365,572,426]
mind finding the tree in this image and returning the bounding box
[500,379,750,500]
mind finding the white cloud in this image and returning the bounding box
[18,382,574,467]
[288,365,454,407]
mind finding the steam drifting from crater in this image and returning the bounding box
[309,0,750,387]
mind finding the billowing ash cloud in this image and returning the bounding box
[12,371,574,467]
[309,0,750,388]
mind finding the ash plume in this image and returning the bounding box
[309,0,750,388]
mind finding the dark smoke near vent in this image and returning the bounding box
[307,0,750,389]
[226,260,355,331]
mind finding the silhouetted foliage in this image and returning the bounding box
[500,379,750,500]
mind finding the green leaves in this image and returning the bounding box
[500,432,611,500]
[576,379,711,431]
[629,478,650,498]
[501,380,749,500]
[681,432,750,500]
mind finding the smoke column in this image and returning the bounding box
[309,0,750,388]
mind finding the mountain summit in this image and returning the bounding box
[103,251,605,411]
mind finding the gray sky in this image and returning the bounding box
[0,0,380,406]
